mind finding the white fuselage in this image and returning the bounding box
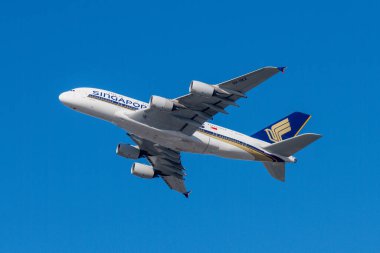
[59,88,292,163]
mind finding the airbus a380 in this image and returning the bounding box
[59,66,321,197]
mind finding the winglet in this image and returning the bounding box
[183,190,192,198]
[277,66,287,73]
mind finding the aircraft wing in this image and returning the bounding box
[129,134,190,197]
[128,66,285,136]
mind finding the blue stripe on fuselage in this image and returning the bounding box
[198,128,284,162]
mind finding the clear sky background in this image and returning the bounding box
[0,0,379,252]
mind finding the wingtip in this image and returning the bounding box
[277,66,287,73]
[183,190,192,198]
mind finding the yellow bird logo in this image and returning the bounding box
[264,118,291,142]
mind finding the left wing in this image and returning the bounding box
[129,134,190,197]
[128,66,284,136]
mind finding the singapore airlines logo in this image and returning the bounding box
[264,118,291,142]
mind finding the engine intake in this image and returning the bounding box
[116,144,140,159]
[131,163,155,179]
[189,81,215,97]
[149,95,174,111]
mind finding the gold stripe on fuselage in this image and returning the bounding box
[198,130,275,162]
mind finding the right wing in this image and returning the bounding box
[129,134,190,197]
[128,66,285,136]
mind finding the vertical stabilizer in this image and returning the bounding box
[252,112,311,143]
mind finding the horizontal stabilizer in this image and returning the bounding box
[264,133,321,157]
[263,162,286,181]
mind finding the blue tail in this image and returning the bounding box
[251,112,311,143]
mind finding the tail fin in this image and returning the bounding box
[251,112,311,143]
[263,133,322,157]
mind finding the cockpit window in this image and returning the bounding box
[71,89,76,91]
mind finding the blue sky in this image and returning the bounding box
[0,0,379,252]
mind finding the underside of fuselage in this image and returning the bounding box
[59,88,287,163]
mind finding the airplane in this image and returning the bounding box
[59,66,321,197]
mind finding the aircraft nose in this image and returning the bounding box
[59,92,70,104]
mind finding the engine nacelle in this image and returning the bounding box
[189,80,215,97]
[149,95,174,111]
[131,162,155,179]
[116,144,140,159]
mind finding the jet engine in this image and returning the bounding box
[189,80,215,97]
[149,95,174,111]
[116,144,140,159]
[131,162,155,179]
